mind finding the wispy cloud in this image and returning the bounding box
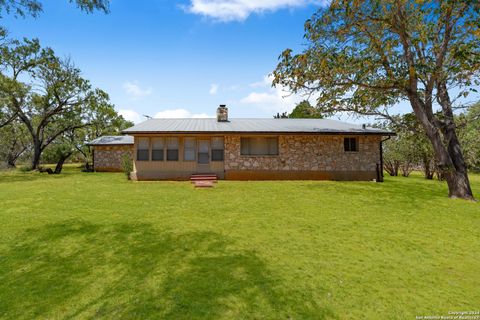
[154,109,213,118]
[184,0,327,22]
[240,74,313,113]
[123,81,153,98]
[209,83,219,95]
[119,108,214,123]
[119,109,143,124]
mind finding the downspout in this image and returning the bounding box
[379,136,391,182]
[91,146,95,172]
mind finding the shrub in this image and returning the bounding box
[18,165,33,172]
[121,153,133,180]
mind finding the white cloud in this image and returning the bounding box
[241,92,285,106]
[123,81,153,98]
[119,109,143,124]
[240,74,308,113]
[209,83,219,95]
[118,108,213,123]
[249,76,271,88]
[185,0,326,22]
[154,109,213,118]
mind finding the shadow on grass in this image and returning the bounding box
[304,175,449,206]
[0,220,332,319]
[0,171,69,184]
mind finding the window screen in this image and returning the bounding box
[184,137,196,161]
[166,137,179,161]
[137,137,149,161]
[240,137,278,156]
[344,137,358,152]
[198,140,209,164]
[211,137,224,161]
[151,138,164,161]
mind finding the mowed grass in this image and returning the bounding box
[0,166,478,319]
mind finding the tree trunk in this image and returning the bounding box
[440,126,473,199]
[6,156,17,168]
[423,157,434,179]
[408,92,474,200]
[54,152,73,174]
[6,145,27,168]
[384,160,399,176]
[31,140,42,170]
[422,124,473,199]
[400,162,413,177]
[435,82,475,200]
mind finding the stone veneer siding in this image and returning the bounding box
[224,135,381,180]
[93,145,133,172]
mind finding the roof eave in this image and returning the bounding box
[121,130,395,136]
[86,143,134,146]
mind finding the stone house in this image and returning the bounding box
[116,105,394,181]
[87,135,134,172]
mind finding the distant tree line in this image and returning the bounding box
[274,100,323,119]
[382,104,480,179]
[278,100,479,181]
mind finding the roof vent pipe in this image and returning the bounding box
[217,104,229,122]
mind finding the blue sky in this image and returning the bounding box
[3,0,476,123]
[3,0,331,123]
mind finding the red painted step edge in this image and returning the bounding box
[194,180,214,188]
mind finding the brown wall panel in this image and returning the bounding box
[225,170,377,181]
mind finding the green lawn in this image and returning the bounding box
[0,167,478,319]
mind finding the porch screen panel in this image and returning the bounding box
[166,137,179,161]
[137,137,149,161]
[151,138,164,161]
[211,137,224,161]
[198,140,209,164]
[184,137,196,161]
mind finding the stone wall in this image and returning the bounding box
[94,145,133,172]
[224,135,381,180]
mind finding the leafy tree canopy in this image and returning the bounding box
[274,100,323,118]
[289,100,323,118]
[457,103,480,171]
[0,0,109,18]
[273,0,479,199]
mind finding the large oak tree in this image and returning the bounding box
[0,38,110,169]
[273,0,479,200]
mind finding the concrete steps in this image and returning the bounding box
[190,174,218,188]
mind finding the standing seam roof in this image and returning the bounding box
[122,118,393,135]
[87,135,134,145]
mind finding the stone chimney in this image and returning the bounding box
[217,104,229,122]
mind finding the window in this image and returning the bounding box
[166,137,179,161]
[211,137,224,161]
[184,137,196,161]
[151,138,164,161]
[240,137,278,156]
[344,137,358,152]
[137,137,149,161]
[198,140,209,164]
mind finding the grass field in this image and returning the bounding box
[0,166,478,319]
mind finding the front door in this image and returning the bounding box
[197,139,210,172]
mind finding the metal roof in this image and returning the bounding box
[87,135,133,146]
[122,118,393,135]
